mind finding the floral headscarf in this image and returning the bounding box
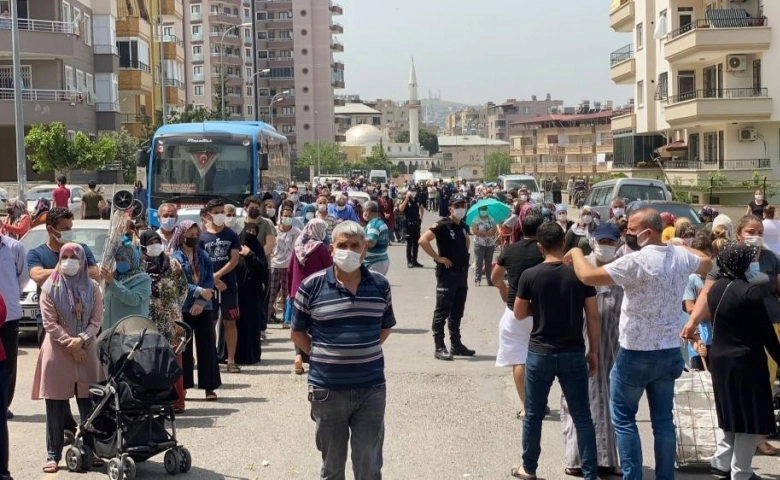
[139,230,170,298]
[114,235,144,282]
[294,218,327,266]
[170,220,201,278]
[302,204,316,225]
[716,241,759,281]
[42,243,95,335]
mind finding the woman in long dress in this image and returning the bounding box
[560,223,622,477]
[234,222,267,365]
[707,242,780,478]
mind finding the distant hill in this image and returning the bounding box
[421,98,477,128]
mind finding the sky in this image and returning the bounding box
[338,0,632,107]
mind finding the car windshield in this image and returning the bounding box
[504,179,539,192]
[618,185,666,202]
[27,189,54,200]
[20,227,109,262]
[638,204,703,225]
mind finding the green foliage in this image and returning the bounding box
[25,122,116,179]
[363,144,390,171]
[212,76,228,121]
[99,130,141,184]
[484,151,513,180]
[296,141,345,174]
[395,130,439,156]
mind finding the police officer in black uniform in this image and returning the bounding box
[419,193,476,360]
[399,185,425,268]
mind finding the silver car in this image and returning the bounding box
[26,184,86,219]
[18,220,109,332]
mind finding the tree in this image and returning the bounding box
[296,141,345,175]
[395,130,439,156]
[212,75,228,120]
[99,130,141,183]
[25,122,117,180]
[363,144,390,171]
[485,151,513,180]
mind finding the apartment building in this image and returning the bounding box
[438,135,510,180]
[609,0,780,201]
[509,109,614,177]
[486,96,564,141]
[444,107,488,137]
[251,0,343,158]
[0,0,120,181]
[155,0,187,118]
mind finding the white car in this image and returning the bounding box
[333,191,371,207]
[18,220,109,332]
[26,184,85,219]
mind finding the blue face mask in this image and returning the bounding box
[746,262,760,280]
[116,261,131,275]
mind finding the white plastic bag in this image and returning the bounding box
[674,369,719,464]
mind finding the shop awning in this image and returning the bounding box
[655,140,688,158]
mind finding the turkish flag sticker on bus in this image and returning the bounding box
[190,150,218,177]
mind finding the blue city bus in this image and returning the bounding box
[137,121,290,228]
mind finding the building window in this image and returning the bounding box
[194,85,204,96]
[636,23,643,50]
[246,86,253,96]
[443,153,453,162]
[281,106,295,115]
[191,25,201,35]
[245,47,251,58]
[522,106,530,115]
[258,50,268,59]
[270,67,293,78]
[282,125,294,133]
[0,65,32,88]
[247,105,253,116]
[258,88,270,97]
[257,30,268,40]
[193,65,203,75]
[117,39,151,71]
[279,11,292,20]
[637,80,644,107]
[83,14,92,45]
[256,11,267,20]
[655,72,668,100]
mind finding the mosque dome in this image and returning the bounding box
[344,124,383,146]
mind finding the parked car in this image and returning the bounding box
[497,175,544,203]
[625,201,703,228]
[333,191,371,207]
[26,184,85,219]
[18,220,109,333]
[583,178,671,220]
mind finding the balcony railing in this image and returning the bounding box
[94,44,118,55]
[667,16,767,41]
[192,73,205,82]
[165,78,184,89]
[161,34,183,46]
[610,44,633,66]
[3,18,75,34]
[610,0,632,13]
[664,158,771,170]
[120,60,151,73]
[191,33,203,41]
[268,37,293,42]
[190,12,202,21]
[95,101,120,112]
[0,88,85,103]
[666,87,769,104]
[120,114,151,124]
[192,53,204,62]
[268,56,293,62]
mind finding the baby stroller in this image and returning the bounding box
[65,316,193,480]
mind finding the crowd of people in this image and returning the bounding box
[1,175,780,479]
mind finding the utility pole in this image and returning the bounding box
[11,0,27,201]
[158,1,167,124]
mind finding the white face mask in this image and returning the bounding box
[612,207,625,218]
[225,217,236,228]
[317,204,328,213]
[333,248,362,273]
[145,243,164,257]
[211,213,226,227]
[266,208,276,218]
[61,258,81,277]
[755,195,763,202]
[281,217,293,226]
[581,215,593,224]
[519,195,528,202]
[55,230,73,244]
[593,244,616,263]
[305,212,315,220]
[289,194,299,202]
[743,235,764,248]
[159,217,177,231]
[336,205,346,212]
[453,208,467,220]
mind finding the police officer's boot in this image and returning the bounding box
[434,339,453,361]
[450,340,476,357]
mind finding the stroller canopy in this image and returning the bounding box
[98,315,182,391]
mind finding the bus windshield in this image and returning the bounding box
[152,140,252,206]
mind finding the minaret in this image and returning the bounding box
[408,58,420,148]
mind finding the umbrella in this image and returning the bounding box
[465,198,511,226]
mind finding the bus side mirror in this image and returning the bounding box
[259,153,269,171]
[136,149,148,168]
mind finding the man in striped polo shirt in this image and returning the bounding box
[291,220,396,479]
[362,201,391,275]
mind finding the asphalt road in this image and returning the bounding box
[7,233,780,480]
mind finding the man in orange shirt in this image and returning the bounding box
[52,176,70,209]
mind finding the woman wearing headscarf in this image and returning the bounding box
[660,212,677,243]
[1,198,31,239]
[233,221,267,365]
[139,230,188,411]
[564,206,596,255]
[269,205,301,326]
[32,244,102,473]
[378,188,396,242]
[100,235,152,331]
[707,242,780,479]
[170,221,221,401]
[301,203,316,226]
[287,218,332,374]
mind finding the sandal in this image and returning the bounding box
[564,467,583,477]
[510,465,537,480]
[516,410,524,419]
[294,363,305,375]
[42,461,58,473]
[226,363,241,373]
[757,440,778,455]
[205,391,218,401]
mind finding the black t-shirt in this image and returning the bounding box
[403,197,422,222]
[517,261,596,353]
[749,200,767,217]
[430,217,470,267]
[497,239,545,309]
[200,227,241,290]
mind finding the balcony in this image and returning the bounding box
[330,3,343,15]
[332,61,344,71]
[610,0,635,33]
[611,111,635,131]
[119,61,153,93]
[162,37,184,60]
[330,23,344,34]
[191,32,203,42]
[94,44,118,56]
[191,53,204,62]
[116,16,152,39]
[331,40,344,52]
[334,98,346,107]
[0,89,93,126]
[609,44,635,84]
[161,0,182,16]
[211,53,243,65]
[663,158,771,171]
[95,101,120,112]
[190,12,202,21]
[0,18,92,59]
[121,114,151,138]
[192,73,205,82]
[165,79,185,104]
[332,80,345,89]
[664,88,772,126]
[213,33,242,45]
[209,11,241,24]
[664,15,770,64]
[268,37,293,45]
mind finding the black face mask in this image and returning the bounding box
[624,234,641,251]
[247,207,261,219]
[184,237,199,248]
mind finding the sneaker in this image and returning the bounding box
[434,347,453,361]
[407,262,415,268]
[413,261,425,268]
[450,343,476,356]
[260,332,269,344]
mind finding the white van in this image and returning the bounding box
[369,169,388,184]
[412,170,434,184]
[583,178,671,220]
[497,175,543,203]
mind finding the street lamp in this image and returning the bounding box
[269,90,290,130]
[220,22,252,119]
[247,68,270,83]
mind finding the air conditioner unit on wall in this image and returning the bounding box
[739,128,757,142]
[727,55,747,72]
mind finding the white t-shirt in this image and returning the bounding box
[763,219,780,255]
[604,244,701,351]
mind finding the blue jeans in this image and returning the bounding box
[610,348,685,480]
[523,350,598,480]
[309,383,386,480]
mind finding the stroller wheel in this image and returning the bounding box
[177,447,192,473]
[107,458,124,480]
[80,446,94,472]
[123,456,137,480]
[65,446,83,472]
[164,449,182,475]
